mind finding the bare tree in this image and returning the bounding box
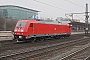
[0,14,5,30]
[0,14,17,31]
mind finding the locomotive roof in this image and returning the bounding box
[18,20,59,23]
[37,20,60,24]
[18,20,68,25]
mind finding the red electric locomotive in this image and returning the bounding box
[14,20,71,42]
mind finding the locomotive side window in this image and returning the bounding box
[30,23,33,27]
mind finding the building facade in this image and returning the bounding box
[69,22,90,32]
[0,5,39,20]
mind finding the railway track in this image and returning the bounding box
[0,34,85,52]
[33,38,90,60]
[0,36,89,60]
[59,42,90,60]
[85,55,90,60]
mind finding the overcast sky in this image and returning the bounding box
[0,0,90,22]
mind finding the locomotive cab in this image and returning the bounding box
[14,21,26,41]
[14,20,36,42]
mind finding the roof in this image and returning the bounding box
[69,22,90,26]
[0,5,40,12]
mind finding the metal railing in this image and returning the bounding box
[0,31,13,41]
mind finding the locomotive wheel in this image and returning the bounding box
[35,38,40,42]
[61,36,65,39]
[40,37,45,41]
[15,38,22,43]
[55,36,60,39]
[31,38,36,43]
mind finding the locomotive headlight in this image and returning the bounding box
[15,33,16,34]
[21,30,24,32]
[14,30,17,32]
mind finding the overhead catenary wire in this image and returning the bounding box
[3,0,54,19]
[4,0,86,21]
[33,0,86,21]
[33,0,71,12]
[65,0,84,8]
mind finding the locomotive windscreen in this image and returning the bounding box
[16,22,26,27]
